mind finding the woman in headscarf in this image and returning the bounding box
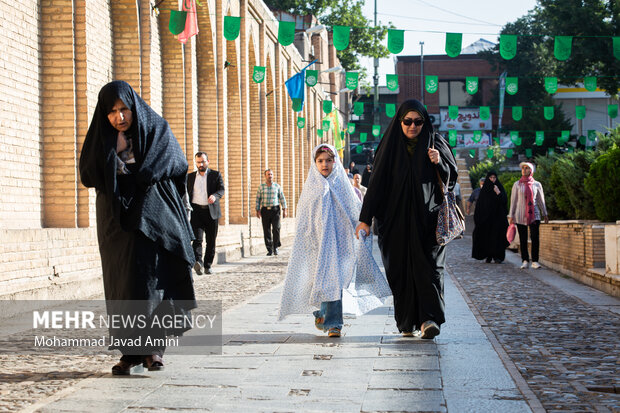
[355,99,457,339]
[278,144,391,337]
[79,81,196,375]
[471,171,509,263]
[509,162,549,269]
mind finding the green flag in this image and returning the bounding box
[510,131,521,145]
[609,104,618,118]
[292,98,302,112]
[506,77,518,95]
[317,129,323,138]
[548,148,555,155]
[278,21,295,46]
[425,75,438,94]
[559,130,569,145]
[387,29,404,54]
[544,106,554,120]
[372,125,381,137]
[479,106,490,120]
[386,74,399,91]
[448,130,457,146]
[445,33,462,57]
[469,149,476,158]
[500,34,517,60]
[535,131,544,146]
[346,72,359,90]
[472,131,482,143]
[576,105,586,119]
[557,136,565,145]
[584,77,597,92]
[323,100,332,114]
[297,117,305,129]
[579,135,586,145]
[452,149,457,157]
[385,104,396,118]
[466,76,478,94]
[360,132,367,143]
[487,148,494,159]
[305,70,318,87]
[322,119,330,131]
[614,37,620,60]
[354,102,363,116]
[544,77,558,94]
[252,66,266,83]
[223,16,241,41]
[506,149,513,158]
[588,130,597,141]
[347,122,355,134]
[525,148,533,157]
[554,36,572,61]
[448,105,458,120]
[512,106,522,121]
[567,146,574,153]
[332,25,350,51]
[169,10,187,35]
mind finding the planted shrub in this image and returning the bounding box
[585,145,620,222]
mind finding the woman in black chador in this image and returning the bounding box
[80,81,196,375]
[355,99,457,339]
[472,171,509,263]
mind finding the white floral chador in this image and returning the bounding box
[278,144,391,320]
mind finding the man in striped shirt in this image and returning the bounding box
[256,169,287,256]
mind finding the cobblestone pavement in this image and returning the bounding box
[447,236,620,413]
[0,250,288,412]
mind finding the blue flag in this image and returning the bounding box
[284,60,317,112]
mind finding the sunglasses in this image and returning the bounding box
[401,118,424,127]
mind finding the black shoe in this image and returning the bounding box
[267,251,273,256]
[193,261,204,275]
[274,248,278,256]
[494,259,503,264]
[205,267,213,275]
[485,257,492,263]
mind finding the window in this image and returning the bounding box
[438,80,469,107]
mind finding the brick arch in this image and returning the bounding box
[266,54,277,174]
[248,37,262,208]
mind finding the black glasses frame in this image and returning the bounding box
[401,118,424,127]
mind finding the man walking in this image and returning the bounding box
[256,169,287,255]
[187,152,225,275]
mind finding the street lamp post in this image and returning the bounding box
[420,41,424,104]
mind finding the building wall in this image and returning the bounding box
[0,0,338,299]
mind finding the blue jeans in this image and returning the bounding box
[313,299,343,330]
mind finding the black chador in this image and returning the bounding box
[472,171,509,263]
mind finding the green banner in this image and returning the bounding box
[548,148,555,155]
[588,130,597,141]
[544,77,558,94]
[452,149,457,157]
[487,148,494,159]
[500,34,517,60]
[355,144,363,153]
[584,76,597,92]
[317,129,323,138]
[525,148,532,158]
[387,29,404,54]
[558,130,569,145]
[448,130,457,146]
[609,104,619,118]
[386,74,399,91]
[322,119,330,131]
[544,106,554,120]
[535,131,544,146]
[347,122,355,134]
[554,36,572,61]
[579,135,586,145]
[469,149,476,158]
[305,70,318,87]
[510,131,521,146]
[512,106,522,121]
[614,37,620,60]
[472,131,482,143]
[372,125,381,137]
[354,102,364,116]
[346,71,359,90]
[445,33,462,57]
[479,106,490,120]
[493,137,500,145]
[567,146,574,153]
[360,132,367,143]
[169,10,187,35]
[506,77,518,95]
[385,104,396,117]
[425,75,438,94]
[278,21,295,46]
[323,100,332,114]
[465,76,478,94]
[223,16,241,41]
[576,105,586,119]
[252,66,266,83]
[297,117,305,129]
[506,149,513,158]
[332,25,350,51]
[448,106,458,120]
[292,98,302,112]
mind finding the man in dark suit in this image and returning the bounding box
[187,152,225,275]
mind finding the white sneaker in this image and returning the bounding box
[531,262,541,269]
[520,260,528,269]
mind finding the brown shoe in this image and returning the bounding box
[111,359,141,376]
[420,320,440,339]
[143,354,165,371]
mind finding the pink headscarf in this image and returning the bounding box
[519,162,536,225]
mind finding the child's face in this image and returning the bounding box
[315,152,335,177]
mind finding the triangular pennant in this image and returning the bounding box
[614,37,620,60]
[584,77,597,92]
[500,34,517,60]
[535,131,544,146]
[425,75,438,94]
[544,77,558,94]
[544,106,554,120]
[479,106,490,120]
[347,123,355,134]
[506,149,513,158]
[297,117,305,129]
[385,104,396,117]
[445,33,462,58]
[278,21,295,46]
[512,106,522,121]
[252,66,266,83]
[322,119,330,131]
[292,98,302,112]
[305,70,318,87]
[525,148,533,157]
[576,105,586,119]
[332,25,350,51]
[487,148,494,159]
[506,77,518,95]
[554,36,572,61]
[346,72,359,90]
[472,131,482,143]
[448,106,458,120]
[169,10,187,35]
[223,16,241,41]
[323,100,332,114]
[387,29,404,54]
[448,130,457,146]
[465,76,478,94]
[360,132,367,143]
[386,74,399,91]
[372,125,381,137]
[609,104,618,118]
[354,102,364,116]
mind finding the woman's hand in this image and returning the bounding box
[428,148,440,164]
[355,222,370,239]
[116,131,128,153]
[509,217,514,225]
[494,185,500,195]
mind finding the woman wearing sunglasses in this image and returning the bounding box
[355,99,458,339]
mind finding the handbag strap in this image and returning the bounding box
[431,133,446,194]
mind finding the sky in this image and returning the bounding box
[360,0,538,85]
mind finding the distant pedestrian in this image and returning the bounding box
[466,178,485,215]
[279,144,390,338]
[79,80,196,375]
[509,162,548,269]
[256,169,287,256]
[472,171,509,263]
[361,164,372,187]
[349,161,360,175]
[187,152,225,275]
[352,173,367,198]
[355,99,458,339]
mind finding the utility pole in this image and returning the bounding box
[373,0,379,128]
[420,41,424,104]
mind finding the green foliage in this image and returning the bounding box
[549,151,598,219]
[596,126,620,152]
[499,171,521,210]
[585,145,620,222]
[532,154,564,218]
